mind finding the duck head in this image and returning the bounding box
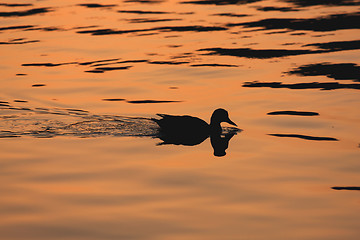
[210,108,237,129]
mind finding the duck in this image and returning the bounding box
[153,108,237,146]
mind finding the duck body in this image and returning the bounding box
[154,114,209,146]
[153,109,237,146]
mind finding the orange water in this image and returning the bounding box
[1,0,359,239]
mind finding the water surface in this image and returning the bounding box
[1,0,360,239]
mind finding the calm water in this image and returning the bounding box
[1,0,360,239]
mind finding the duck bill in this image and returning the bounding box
[226,118,237,126]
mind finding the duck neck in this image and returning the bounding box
[210,118,222,134]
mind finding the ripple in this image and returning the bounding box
[332,186,360,191]
[77,25,227,36]
[0,39,39,45]
[126,18,182,23]
[198,47,319,59]
[126,100,182,104]
[84,66,133,73]
[190,63,239,67]
[211,13,250,17]
[268,134,338,141]
[243,81,360,90]
[267,111,319,116]
[286,63,360,82]
[124,0,165,3]
[282,0,360,7]
[0,3,33,7]
[0,25,34,31]
[77,3,117,8]
[0,7,52,17]
[304,39,360,51]
[118,10,171,14]
[256,6,298,12]
[198,39,360,59]
[181,0,261,5]
[227,12,360,32]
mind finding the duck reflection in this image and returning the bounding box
[210,131,237,157]
[153,108,239,156]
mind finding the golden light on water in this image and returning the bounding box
[1,0,360,239]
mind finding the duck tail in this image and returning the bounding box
[151,117,160,123]
[156,141,167,146]
[152,113,169,124]
[156,114,169,118]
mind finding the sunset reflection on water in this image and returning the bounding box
[1,0,360,239]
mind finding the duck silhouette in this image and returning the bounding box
[153,108,237,147]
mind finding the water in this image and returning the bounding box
[1,0,360,239]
